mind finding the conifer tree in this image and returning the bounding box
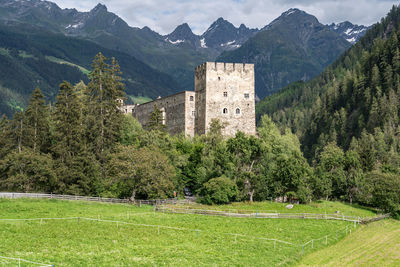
[23,87,50,153]
[0,115,11,159]
[147,104,165,132]
[86,53,125,158]
[53,81,83,162]
[10,112,24,154]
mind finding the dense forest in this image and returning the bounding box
[0,51,399,214]
[254,6,400,214]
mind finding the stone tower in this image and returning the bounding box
[194,62,256,136]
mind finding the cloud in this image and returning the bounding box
[51,0,399,34]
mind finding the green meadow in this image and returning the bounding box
[0,199,375,266]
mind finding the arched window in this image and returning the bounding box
[236,108,241,114]
[223,108,228,114]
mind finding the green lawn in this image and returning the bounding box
[298,219,400,266]
[0,199,366,266]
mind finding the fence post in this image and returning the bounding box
[234,234,237,243]
[40,218,43,225]
[301,245,303,255]
[153,204,156,215]
[311,239,313,248]
[325,235,328,245]
[18,258,20,267]
[196,230,199,238]
[139,200,142,207]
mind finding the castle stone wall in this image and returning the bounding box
[132,62,255,138]
[132,91,190,136]
[195,62,256,136]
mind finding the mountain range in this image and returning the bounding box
[0,0,370,116]
[255,5,400,159]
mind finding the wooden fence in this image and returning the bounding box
[156,206,362,222]
[0,192,191,206]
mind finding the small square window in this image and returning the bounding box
[244,93,249,99]
[189,96,194,101]
[236,108,241,114]
[223,92,228,97]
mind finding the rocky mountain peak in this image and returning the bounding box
[328,21,369,44]
[90,3,107,13]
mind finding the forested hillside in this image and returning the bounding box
[0,25,181,117]
[257,5,400,158]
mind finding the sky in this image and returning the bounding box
[51,0,400,35]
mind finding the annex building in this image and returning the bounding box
[124,62,256,137]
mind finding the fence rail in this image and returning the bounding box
[156,206,362,222]
[0,192,191,206]
[0,255,53,266]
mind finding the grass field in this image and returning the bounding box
[298,219,400,266]
[0,199,371,266]
[171,201,377,218]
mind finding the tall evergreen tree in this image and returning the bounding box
[53,81,83,162]
[86,53,125,158]
[23,87,50,153]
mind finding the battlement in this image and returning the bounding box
[195,62,254,73]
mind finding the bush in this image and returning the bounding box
[200,176,239,205]
[362,171,400,213]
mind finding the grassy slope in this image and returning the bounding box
[173,201,377,218]
[0,199,365,266]
[298,219,400,266]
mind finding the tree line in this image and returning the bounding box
[0,52,399,215]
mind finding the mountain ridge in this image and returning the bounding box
[217,8,352,98]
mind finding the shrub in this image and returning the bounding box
[200,176,238,205]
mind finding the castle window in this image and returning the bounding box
[236,108,241,114]
[218,77,221,81]
[223,108,228,114]
[190,96,194,101]
[244,93,249,99]
[223,92,228,97]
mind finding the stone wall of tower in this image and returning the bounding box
[194,62,256,136]
[132,91,193,136]
[194,63,207,135]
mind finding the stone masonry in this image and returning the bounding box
[129,62,255,137]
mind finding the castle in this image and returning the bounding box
[123,62,256,137]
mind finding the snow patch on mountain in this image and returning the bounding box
[164,38,185,45]
[200,38,207,48]
[65,22,83,29]
[220,40,236,47]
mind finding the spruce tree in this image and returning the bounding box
[53,81,83,162]
[86,53,125,158]
[24,87,50,153]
